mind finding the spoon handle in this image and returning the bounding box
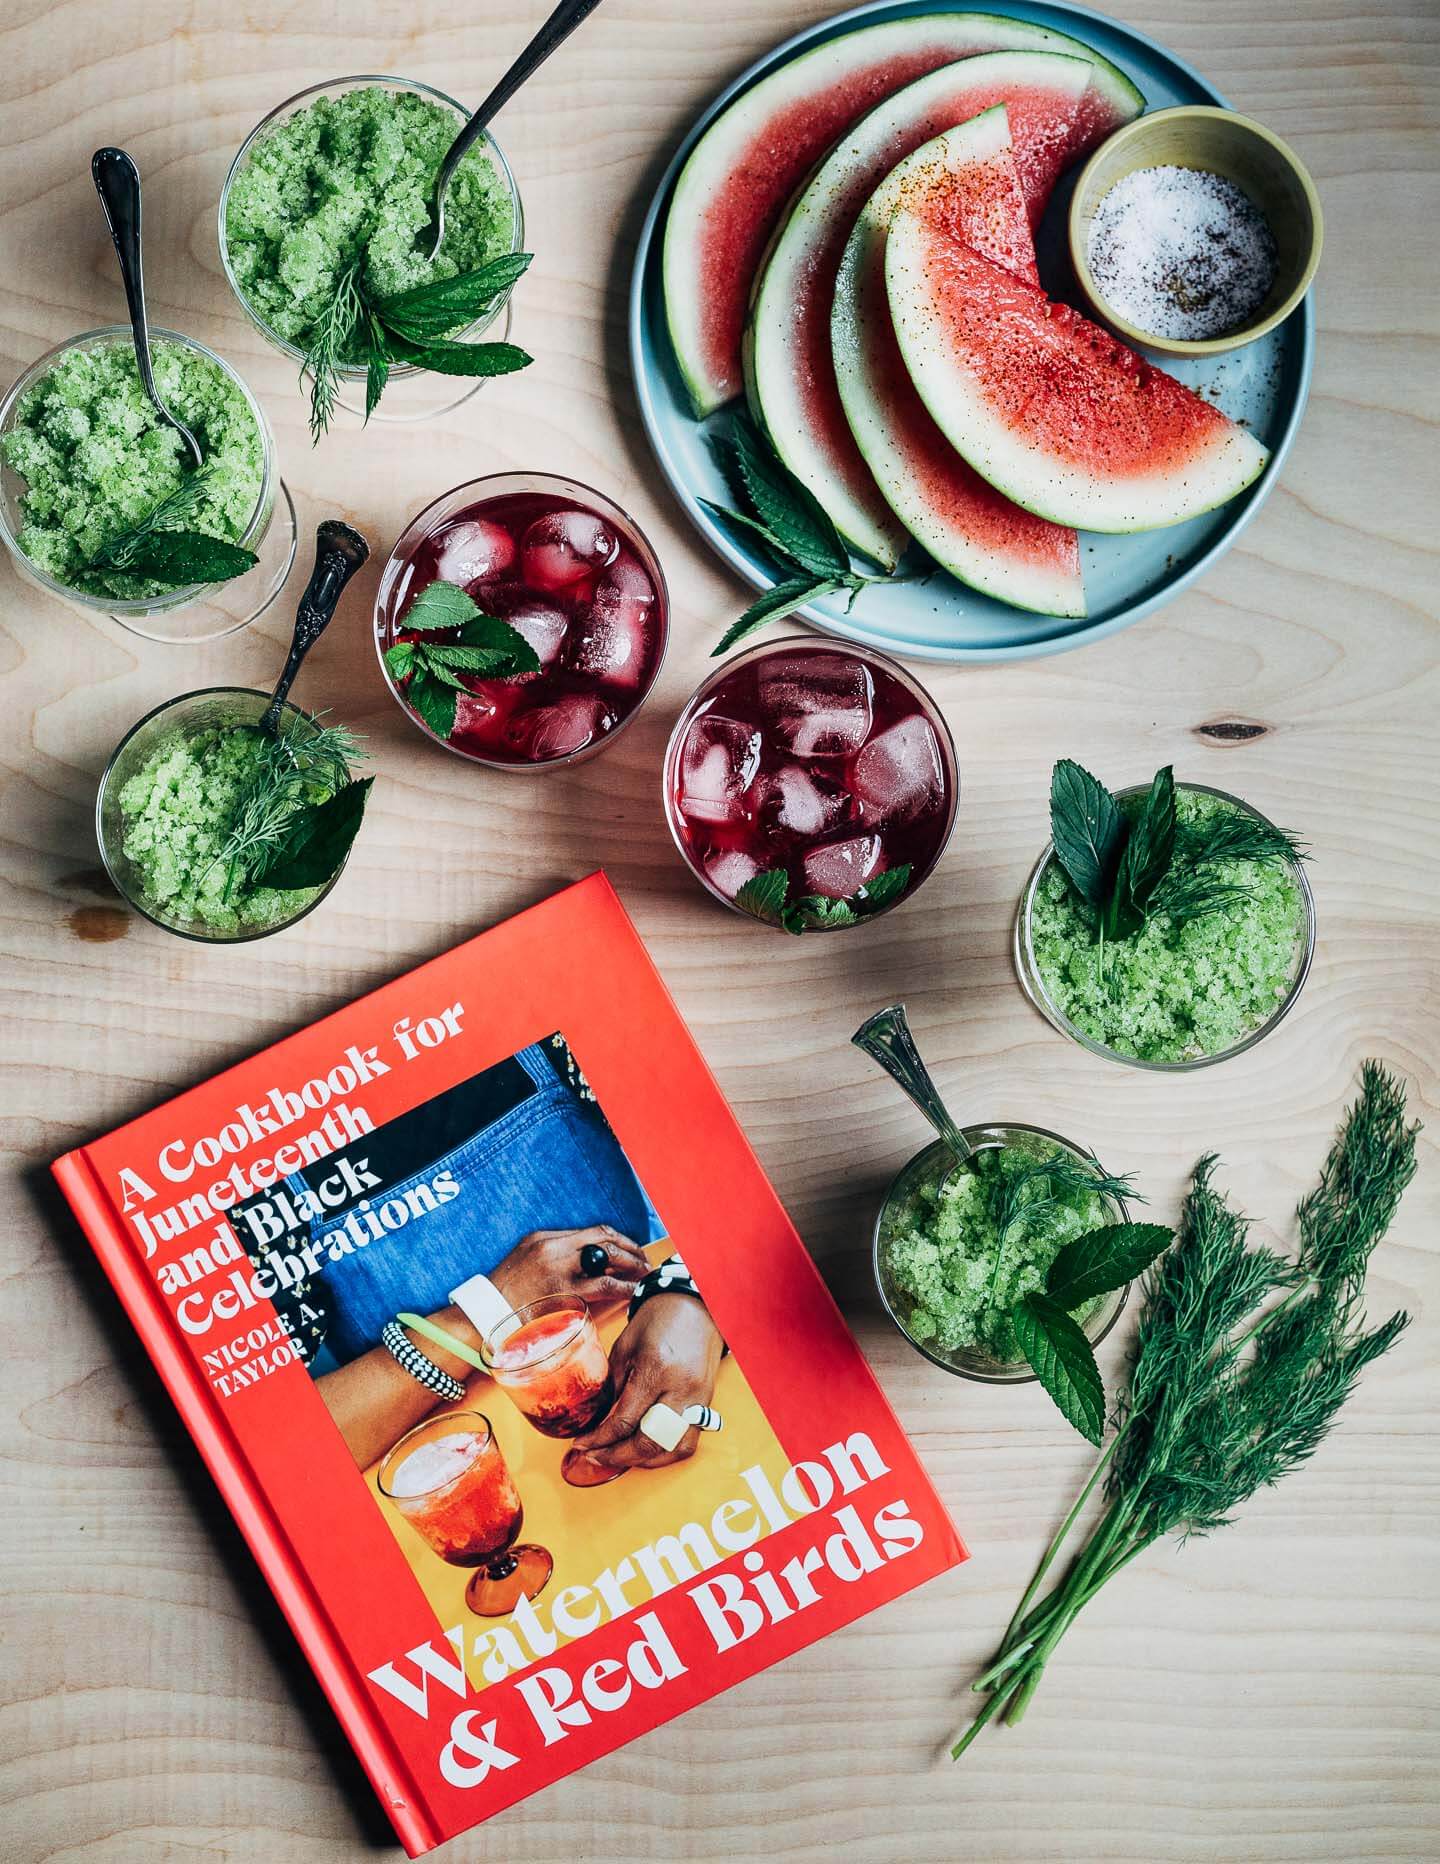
[852,1004,974,1167]
[434,0,606,204]
[261,521,370,735]
[91,149,158,409]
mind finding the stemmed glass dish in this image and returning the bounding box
[96,687,356,943]
[219,75,525,426]
[378,1411,552,1616]
[0,328,295,643]
[1013,781,1316,1071]
[873,1126,1132,1385]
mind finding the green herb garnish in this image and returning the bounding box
[382,579,539,740]
[86,466,259,589]
[734,862,911,933]
[970,1149,1169,1445]
[302,253,534,441]
[704,414,905,654]
[206,720,366,901]
[1049,758,1304,944]
[952,1061,1415,1759]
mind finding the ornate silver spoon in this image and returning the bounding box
[419,0,607,261]
[259,520,370,736]
[91,147,203,470]
[852,1003,986,1192]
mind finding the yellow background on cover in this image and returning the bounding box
[365,1281,789,1691]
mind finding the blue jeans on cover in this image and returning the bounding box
[287,1043,665,1367]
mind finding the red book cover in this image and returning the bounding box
[52,874,966,1854]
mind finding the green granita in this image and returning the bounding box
[1,340,263,599]
[117,723,337,935]
[1031,789,1306,1064]
[881,1143,1110,1363]
[223,85,516,359]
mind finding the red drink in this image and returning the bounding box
[375,473,667,768]
[664,637,958,924]
[377,1412,553,1616]
[482,1296,614,1438]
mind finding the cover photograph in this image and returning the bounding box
[52,874,966,1854]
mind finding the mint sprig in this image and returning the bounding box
[1048,758,1305,944]
[704,413,906,654]
[733,862,911,934]
[303,252,534,440]
[86,467,258,589]
[383,579,539,741]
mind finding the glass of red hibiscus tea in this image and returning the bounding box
[375,473,668,769]
[664,637,959,929]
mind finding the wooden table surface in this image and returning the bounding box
[3,1,1437,1858]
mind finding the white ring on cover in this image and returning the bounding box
[639,1401,725,1450]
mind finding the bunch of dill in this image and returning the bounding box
[952,1061,1417,1759]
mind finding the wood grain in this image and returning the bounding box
[2,2,1438,1859]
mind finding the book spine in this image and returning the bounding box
[52,1146,440,1858]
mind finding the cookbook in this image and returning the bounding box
[53,873,966,1854]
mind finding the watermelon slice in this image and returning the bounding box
[662,14,1143,418]
[747,49,1105,568]
[832,107,1085,616]
[885,207,1271,532]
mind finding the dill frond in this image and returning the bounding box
[304,262,367,443]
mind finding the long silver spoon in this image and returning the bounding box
[259,520,370,736]
[852,1004,980,1191]
[419,0,607,260]
[91,148,203,470]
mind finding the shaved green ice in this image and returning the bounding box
[881,1143,1109,1363]
[223,85,517,360]
[1031,789,1306,1063]
[1,340,263,599]
[116,723,335,936]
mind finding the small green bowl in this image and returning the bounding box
[1068,105,1323,358]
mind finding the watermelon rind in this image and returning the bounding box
[832,107,1087,617]
[746,49,1094,569]
[662,12,1140,419]
[884,214,1271,533]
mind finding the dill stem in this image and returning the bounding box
[1000,1431,1125,1650]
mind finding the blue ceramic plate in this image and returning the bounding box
[628,0,1314,663]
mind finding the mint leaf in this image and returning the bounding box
[376,253,533,342]
[400,339,533,378]
[712,576,846,656]
[1050,759,1127,910]
[733,869,789,925]
[1108,765,1175,938]
[255,778,373,890]
[112,530,258,587]
[384,639,418,682]
[1012,1294,1105,1445]
[1046,1223,1175,1311]
[407,670,458,740]
[722,416,850,579]
[855,865,911,914]
[453,613,540,669]
[785,896,859,933]
[403,580,481,632]
[425,641,527,674]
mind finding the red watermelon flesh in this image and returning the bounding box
[884,223,1270,530]
[746,51,1095,566]
[831,108,1084,616]
[662,15,1143,415]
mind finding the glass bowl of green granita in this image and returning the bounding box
[219,75,523,426]
[0,328,295,643]
[1014,779,1315,1071]
[97,688,360,943]
[873,1127,1132,1383]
